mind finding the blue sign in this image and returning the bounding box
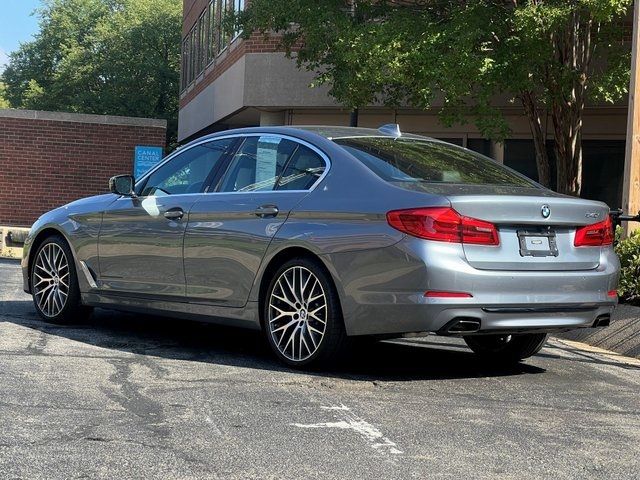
[134,146,164,178]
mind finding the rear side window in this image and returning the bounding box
[334,138,535,187]
[276,144,326,191]
[218,136,326,192]
[219,136,294,192]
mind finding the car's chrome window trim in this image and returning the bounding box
[135,133,331,197]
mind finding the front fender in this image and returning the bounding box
[22,194,116,294]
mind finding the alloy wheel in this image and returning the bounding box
[33,242,70,318]
[268,266,327,362]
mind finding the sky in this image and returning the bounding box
[0,0,42,72]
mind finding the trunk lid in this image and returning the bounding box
[447,194,610,271]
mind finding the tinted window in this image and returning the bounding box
[581,140,625,208]
[219,136,296,192]
[335,138,535,187]
[141,139,234,196]
[276,144,325,191]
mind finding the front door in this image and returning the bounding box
[184,134,328,306]
[98,138,235,298]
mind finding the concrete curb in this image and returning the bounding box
[0,227,28,259]
[555,303,640,359]
[553,338,640,367]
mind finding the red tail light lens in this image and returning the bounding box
[386,207,499,245]
[574,217,613,247]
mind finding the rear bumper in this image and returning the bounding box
[434,304,614,335]
[324,237,620,336]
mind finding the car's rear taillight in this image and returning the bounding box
[386,207,499,245]
[574,217,613,247]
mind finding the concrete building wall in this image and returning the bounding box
[0,110,167,227]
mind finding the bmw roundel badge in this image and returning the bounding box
[541,205,551,219]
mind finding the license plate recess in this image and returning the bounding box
[517,229,559,257]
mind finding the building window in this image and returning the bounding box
[181,37,189,91]
[207,1,216,64]
[467,138,491,157]
[232,0,245,38]
[190,27,197,82]
[180,0,246,93]
[218,0,229,53]
[581,140,625,208]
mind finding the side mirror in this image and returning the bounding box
[109,175,136,197]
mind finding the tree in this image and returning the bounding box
[0,82,9,109]
[1,0,181,145]
[237,0,632,195]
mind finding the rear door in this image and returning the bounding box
[449,195,610,271]
[184,134,328,306]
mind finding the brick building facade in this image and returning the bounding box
[0,109,167,227]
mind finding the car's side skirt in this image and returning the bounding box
[81,292,262,330]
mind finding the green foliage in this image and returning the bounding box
[0,82,10,108]
[238,0,631,151]
[615,227,640,301]
[1,0,181,144]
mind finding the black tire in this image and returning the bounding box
[262,256,348,368]
[30,234,93,324]
[463,333,548,363]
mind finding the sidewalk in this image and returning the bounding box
[555,303,640,359]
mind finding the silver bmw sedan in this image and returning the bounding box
[22,125,620,367]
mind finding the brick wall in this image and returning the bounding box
[0,110,167,227]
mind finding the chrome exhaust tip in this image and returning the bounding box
[593,315,611,328]
[444,317,481,334]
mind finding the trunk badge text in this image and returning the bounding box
[585,212,600,219]
[541,205,551,218]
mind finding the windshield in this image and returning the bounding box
[334,137,537,187]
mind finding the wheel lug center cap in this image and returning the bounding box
[299,309,307,320]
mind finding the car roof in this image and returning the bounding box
[179,125,443,154]
[291,125,433,141]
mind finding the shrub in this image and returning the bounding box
[615,226,640,302]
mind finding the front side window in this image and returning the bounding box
[335,138,536,187]
[140,139,234,197]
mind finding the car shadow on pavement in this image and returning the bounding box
[1,300,548,381]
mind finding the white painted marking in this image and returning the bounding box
[204,414,223,436]
[292,404,403,455]
[320,404,350,411]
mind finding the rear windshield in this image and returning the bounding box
[334,137,536,187]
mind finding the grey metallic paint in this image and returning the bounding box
[23,126,619,338]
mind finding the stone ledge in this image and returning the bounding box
[0,108,167,128]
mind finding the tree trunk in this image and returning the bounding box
[552,100,583,196]
[520,90,551,187]
[547,10,592,196]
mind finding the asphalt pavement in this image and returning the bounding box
[1,259,639,479]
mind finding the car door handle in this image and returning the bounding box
[254,205,279,218]
[164,208,184,220]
